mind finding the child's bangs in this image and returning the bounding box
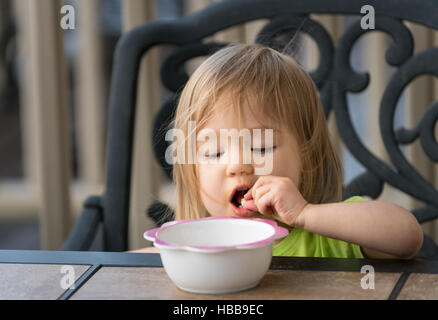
[241,85,288,132]
[207,79,288,134]
[190,44,297,133]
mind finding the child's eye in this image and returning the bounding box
[205,152,224,159]
[251,146,276,154]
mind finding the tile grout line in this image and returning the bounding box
[57,264,102,300]
[387,272,410,300]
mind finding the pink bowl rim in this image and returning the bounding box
[144,216,289,253]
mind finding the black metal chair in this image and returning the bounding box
[62,0,438,259]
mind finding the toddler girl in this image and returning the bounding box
[138,43,423,259]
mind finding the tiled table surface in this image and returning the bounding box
[0,263,89,300]
[0,250,437,300]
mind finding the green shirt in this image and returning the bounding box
[273,196,365,258]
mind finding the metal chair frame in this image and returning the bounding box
[62,0,438,259]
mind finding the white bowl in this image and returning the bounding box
[144,216,288,294]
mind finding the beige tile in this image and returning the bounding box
[0,263,90,300]
[71,267,400,300]
[397,273,438,300]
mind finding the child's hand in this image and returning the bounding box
[242,176,308,227]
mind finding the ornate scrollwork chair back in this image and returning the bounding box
[62,0,438,259]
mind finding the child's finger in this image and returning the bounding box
[245,176,277,200]
[243,187,253,200]
[256,192,275,216]
[253,185,271,202]
[241,199,258,212]
[244,177,266,200]
[245,184,259,200]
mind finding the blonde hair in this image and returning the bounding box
[171,43,342,220]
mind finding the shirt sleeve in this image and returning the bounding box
[343,195,366,203]
[328,195,366,258]
[311,195,366,259]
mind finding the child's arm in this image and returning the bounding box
[128,246,160,253]
[243,176,424,259]
[297,200,423,259]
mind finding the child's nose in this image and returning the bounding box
[225,138,254,176]
[226,163,254,176]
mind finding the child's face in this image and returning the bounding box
[196,94,302,218]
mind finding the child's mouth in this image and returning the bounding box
[229,186,257,217]
[231,188,248,208]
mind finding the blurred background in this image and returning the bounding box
[0,0,437,251]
